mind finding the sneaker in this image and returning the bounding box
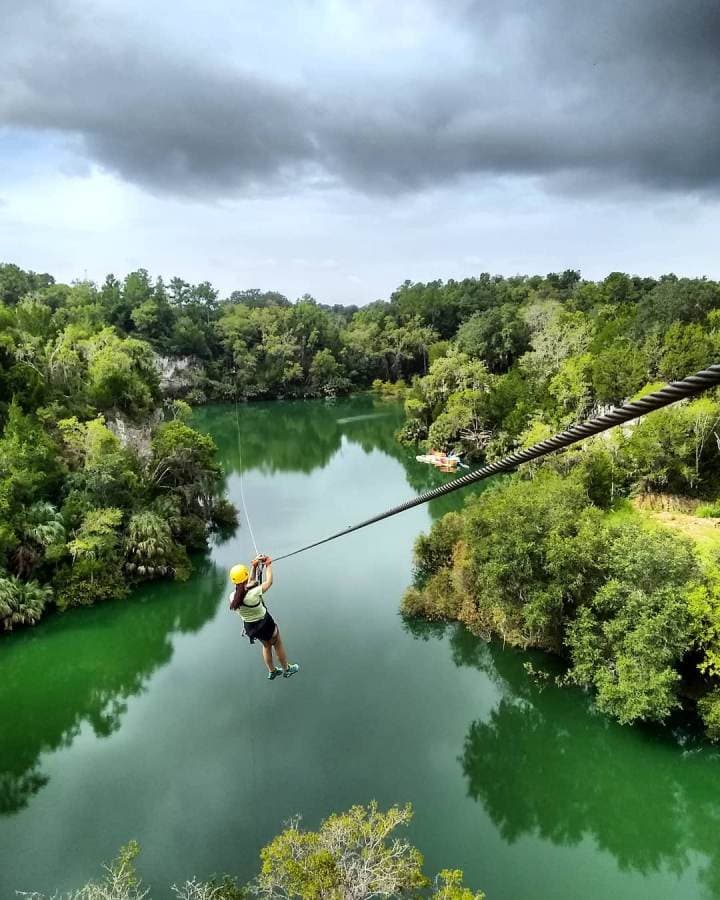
[267,668,283,680]
[283,663,300,678]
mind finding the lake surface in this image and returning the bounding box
[2,395,720,899]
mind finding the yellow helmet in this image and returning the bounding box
[230,564,249,584]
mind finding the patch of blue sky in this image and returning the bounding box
[0,127,87,185]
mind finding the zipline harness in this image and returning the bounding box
[267,363,720,562]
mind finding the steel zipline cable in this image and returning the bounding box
[234,397,261,558]
[272,363,720,563]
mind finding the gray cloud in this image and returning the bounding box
[1,0,719,198]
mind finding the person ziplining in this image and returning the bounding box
[229,555,300,680]
[230,399,299,679]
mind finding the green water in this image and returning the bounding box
[2,396,720,899]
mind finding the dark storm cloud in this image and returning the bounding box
[0,3,317,193]
[1,0,719,197]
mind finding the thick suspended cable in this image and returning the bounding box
[273,363,720,563]
[234,398,260,558]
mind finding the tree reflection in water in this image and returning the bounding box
[0,398,485,826]
[440,624,720,897]
[0,561,225,815]
[195,397,408,478]
[195,395,490,524]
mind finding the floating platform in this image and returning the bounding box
[415,450,462,471]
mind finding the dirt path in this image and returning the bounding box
[630,499,720,558]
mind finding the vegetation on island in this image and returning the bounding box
[387,272,720,739]
[19,804,483,900]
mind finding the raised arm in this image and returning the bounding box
[261,557,273,593]
[250,559,260,582]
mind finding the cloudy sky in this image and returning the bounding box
[1,0,719,303]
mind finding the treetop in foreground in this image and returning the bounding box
[19,804,484,900]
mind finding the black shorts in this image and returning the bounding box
[244,612,277,644]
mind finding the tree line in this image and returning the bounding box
[0,263,440,407]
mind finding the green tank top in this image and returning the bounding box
[231,585,266,623]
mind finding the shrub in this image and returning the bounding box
[371,378,408,400]
[412,512,464,587]
[698,690,720,742]
[697,502,720,518]
[0,573,51,631]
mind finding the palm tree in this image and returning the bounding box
[12,502,65,577]
[124,511,175,577]
[0,574,51,631]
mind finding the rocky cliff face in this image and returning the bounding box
[632,492,703,513]
[106,408,163,459]
[154,354,204,397]
[106,355,207,456]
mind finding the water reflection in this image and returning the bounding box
[1,398,453,821]
[439,624,720,897]
[195,396,484,522]
[0,561,224,815]
[194,397,408,477]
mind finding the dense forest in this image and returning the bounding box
[3,261,720,741]
[387,272,720,739]
[0,261,440,636]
